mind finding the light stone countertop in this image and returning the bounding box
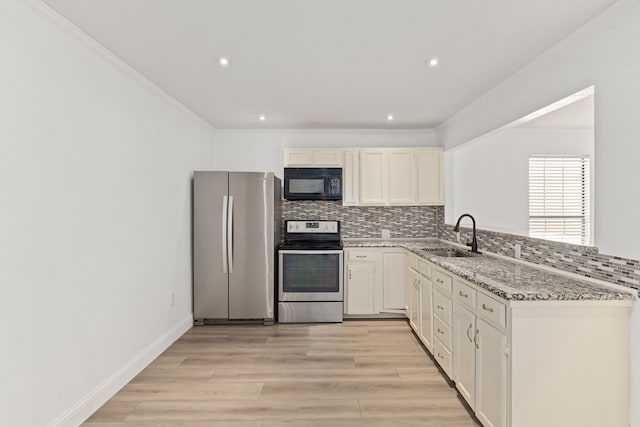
[343,239,636,301]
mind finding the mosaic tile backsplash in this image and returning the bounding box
[440,224,640,291]
[282,200,639,293]
[282,201,443,239]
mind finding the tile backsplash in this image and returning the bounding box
[283,200,639,293]
[282,201,443,239]
[440,224,640,292]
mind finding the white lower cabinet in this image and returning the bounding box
[345,262,377,314]
[406,253,433,352]
[344,248,404,315]
[382,251,405,310]
[475,318,507,427]
[452,277,507,427]
[453,302,476,408]
[418,273,432,351]
[417,256,630,427]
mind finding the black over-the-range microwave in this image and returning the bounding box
[283,168,342,201]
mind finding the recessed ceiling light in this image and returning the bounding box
[387,114,394,121]
[259,115,266,122]
[218,57,230,67]
[428,57,439,67]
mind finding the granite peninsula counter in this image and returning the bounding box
[343,239,633,427]
[343,239,636,301]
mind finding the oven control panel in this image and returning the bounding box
[286,220,339,234]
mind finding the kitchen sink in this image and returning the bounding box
[422,249,475,258]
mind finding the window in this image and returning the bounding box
[528,156,591,245]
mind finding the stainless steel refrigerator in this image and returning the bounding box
[193,171,281,325]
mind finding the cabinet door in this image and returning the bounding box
[416,149,444,205]
[476,318,507,427]
[453,303,476,409]
[418,274,433,351]
[388,149,417,204]
[342,150,359,205]
[383,252,405,309]
[408,270,420,332]
[314,150,343,166]
[403,255,413,315]
[359,150,387,205]
[284,149,314,166]
[345,263,376,314]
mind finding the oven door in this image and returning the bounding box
[279,250,343,301]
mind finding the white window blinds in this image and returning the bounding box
[528,156,591,245]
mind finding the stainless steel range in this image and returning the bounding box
[278,220,343,323]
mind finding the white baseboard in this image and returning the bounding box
[48,314,193,427]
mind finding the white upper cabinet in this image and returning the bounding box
[416,148,444,205]
[359,150,387,205]
[284,146,444,206]
[284,148,343,167]
[388,149,417,204]
[344,147,443,206]
[342,150,359,206]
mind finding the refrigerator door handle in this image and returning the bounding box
[228,195,234,274]
[222,195,228,274]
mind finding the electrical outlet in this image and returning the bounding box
[170,292,175,307]
[514,243,521,259]
[381,229,391,239]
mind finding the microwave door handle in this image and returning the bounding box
[227,196,234,274]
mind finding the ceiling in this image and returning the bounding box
[41,0,617,130]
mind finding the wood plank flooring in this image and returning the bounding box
[83,320,479,427]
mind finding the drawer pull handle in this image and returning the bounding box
[436,304,444,310]
[437,278,443,284]
[356,255,366,258]
[482,304,494,313]
[437,352,444,360]
[466,323,473,342]
[474,329,480,349]
[437,328,444,335]
[459,290,468,298]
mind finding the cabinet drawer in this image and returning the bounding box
[418,259,432,278]
[433,338,453,380]
[433,315,452,350]
[432,290,452,325]
[406,254,419,271]
[347,250,381,262]
[477,292,507,328]
[433,269,452,294]
[453,280,476,310]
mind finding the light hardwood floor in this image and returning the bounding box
[83,320,480,427]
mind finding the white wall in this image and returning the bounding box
[436,1,640,424]
[0,1,215,426]
[448,128,594,237]
[212,130,437,177]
